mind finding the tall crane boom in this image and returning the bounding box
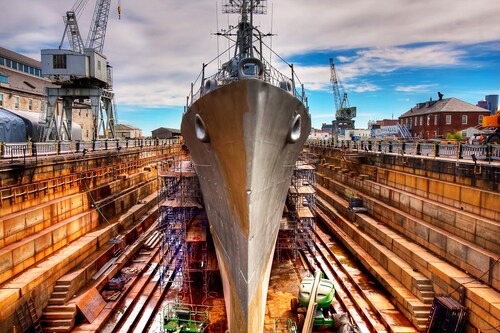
[329,57,349,111]
[86,0,112,53]
[329,58,342,111]
[61,11,85,53]
[329,57,356,138]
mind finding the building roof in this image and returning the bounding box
[116,123,141,131]
[0,47,41,69]
[377,119,398,126]
[152,127,181,134]
[0,66,54,96]
[400,97,489,118]
[321,123,333,131]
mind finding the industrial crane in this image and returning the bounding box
[329,57,356,138]
[40,0,121,141]
[329,58,349,112]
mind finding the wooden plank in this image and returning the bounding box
[76,287,106,323]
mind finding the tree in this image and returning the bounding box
[445,131,463,140]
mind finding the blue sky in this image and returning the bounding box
[1,0,499,134]
[294,42,500,128]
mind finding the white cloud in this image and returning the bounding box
[291,43,462,97]
[395,84,438,93]
[335,44,466,82]
[1,0,499,130]
[349,82,381,93]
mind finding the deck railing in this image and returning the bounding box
[186,26,308,110]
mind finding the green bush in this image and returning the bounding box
[445,131,463,140]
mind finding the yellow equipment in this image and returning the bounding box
[482,110,500,144]
[482,110,500,128]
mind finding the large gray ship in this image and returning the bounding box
[180,1,311,331]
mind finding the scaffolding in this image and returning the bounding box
[277,154,317,260]
[158,152,209,304]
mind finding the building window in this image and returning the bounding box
[53,54,67,69]
[35,68,41,76]
[478,115,483,125]
[434,115,438,125]
[414,117,417,126]
[462,115,467,125]
[28,99,33,111]
[446,115,451,125]
[0,56,4,66]
[23,65,29,73]
[14,96,19,109]
[0,74,8,84]
[420,116,423,126]
[30,67,35,75]
[6,59,11,67]
[0,94,3,106]
[426,116,430,125]
[97,60,101,71]
[11,60,18,70]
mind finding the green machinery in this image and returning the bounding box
[163,303,209,333]
[294,271,336,329]
[292,271,360,333]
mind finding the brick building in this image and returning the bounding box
[399,97,490,139]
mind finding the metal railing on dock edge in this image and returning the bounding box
[0,138,180,160]
[307,139,500,162]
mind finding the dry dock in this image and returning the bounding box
[309,142,499,333]
[0,140,498,333]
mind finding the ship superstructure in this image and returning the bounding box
[180,1,311,332]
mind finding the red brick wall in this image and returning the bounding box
[401,112,490,139]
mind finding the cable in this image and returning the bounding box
[448,256,500,299]
[70,147,122,241]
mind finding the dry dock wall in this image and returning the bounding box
[0,147,171,332]
[312,146,499,333]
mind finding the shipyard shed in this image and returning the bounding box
[0,107,82,142]
[0,107,26,142]
[115,123,142,139]
[152,127,181,139]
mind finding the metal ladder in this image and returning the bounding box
[27,298,43,333]
[15,304,29,333]
[14,297,42,333]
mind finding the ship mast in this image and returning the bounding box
[222,0,267,60]
[239,0,252,59]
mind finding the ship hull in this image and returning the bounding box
[181,78,310,332]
